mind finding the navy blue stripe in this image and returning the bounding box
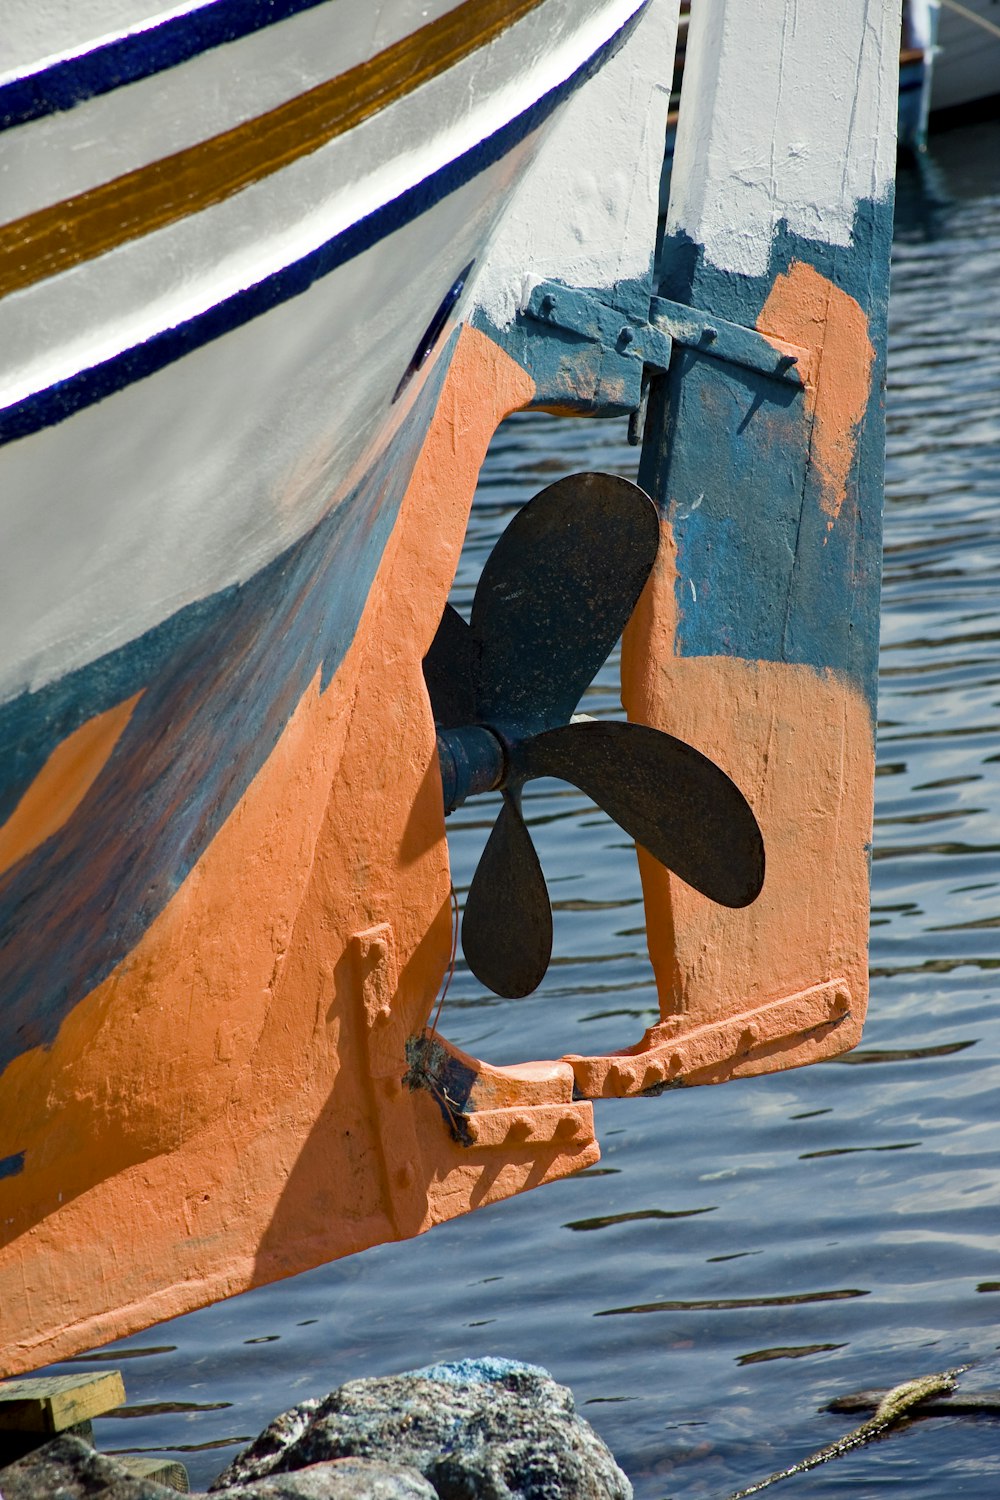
[0,12,641,450]
[1,0,340,131]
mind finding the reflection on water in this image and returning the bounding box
[565,1209,718,1231]
[107,1401,233,1419]
[596,1290,871,1317]
[834,1039,976,1062]
[41,120,1000,1495]
[736,1344,845,1367]
[63,1346,178,1363]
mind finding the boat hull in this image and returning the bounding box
[934,0,1000,113]
[0,0,652,1371]
[0,0,899,1375]
[2,318,615,1374]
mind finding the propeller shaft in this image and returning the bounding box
[437,726,506,813]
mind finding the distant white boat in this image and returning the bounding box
[900,0,1000,149]
[934,0,1000,113]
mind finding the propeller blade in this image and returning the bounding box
[423,603,476,728]
[517,721,765,909]
[471,474,659,737]
[461,786,552,997]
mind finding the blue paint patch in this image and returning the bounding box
[641,194,894,713]
[414,1358,550,1386]
[0,341,454,1076]
[658,199,891,330]
[0,1152,25,1179]
[406,1038,478,1131]
[473,270,656,417]
[1,10,644,448]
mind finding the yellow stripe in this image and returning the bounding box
[0,0,550,301]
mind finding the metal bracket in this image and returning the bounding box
[354,923,426,1237]
[522,280,809,387]
[522,279,674,374]
[518,278,810,438]
[649,296,809,387]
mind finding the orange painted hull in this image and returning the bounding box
[0,327,611,1375]
[0,291,878,1372]
[1,0,661,1373]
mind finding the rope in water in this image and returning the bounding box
[722,1367,967,1500]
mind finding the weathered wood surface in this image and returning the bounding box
[117,1454,190,1491]
[622,0,900,1081]
[0,1371,124,1433]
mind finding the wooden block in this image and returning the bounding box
[0,1372,125,1434]
[116,1455,190,1492]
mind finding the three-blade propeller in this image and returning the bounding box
[424,473,765,998]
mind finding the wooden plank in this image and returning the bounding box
[116,1455,190,1491]
[624,0,899,1073]
[0,1372,125,1434]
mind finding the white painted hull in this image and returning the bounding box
[934,0,1000,111]
[0,0,646,702]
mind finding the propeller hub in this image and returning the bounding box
[437,726,506,813]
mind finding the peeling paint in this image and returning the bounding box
[757,262,875,523]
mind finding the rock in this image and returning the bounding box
[216,1456,436,1499]
[0,1436,434,1500]
[0,1434,177,1499]
[0,1363,630,1500]
[221,1401,320,1480]
[210,1359,631,1500]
